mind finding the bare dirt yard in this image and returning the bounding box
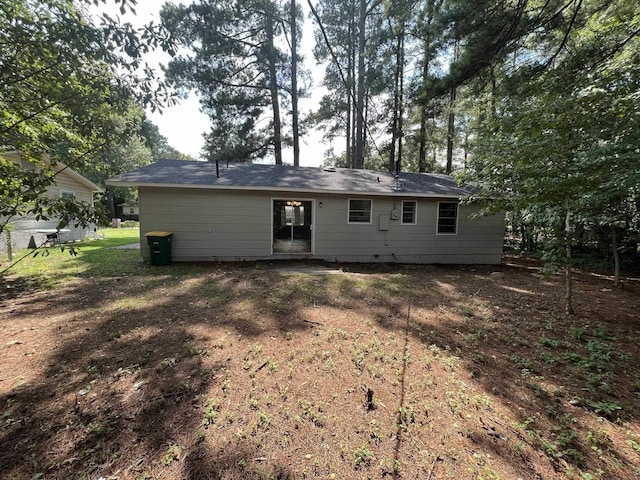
[1,257,639,479]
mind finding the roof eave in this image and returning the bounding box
[106,180,468,198]
[55,164,103,193]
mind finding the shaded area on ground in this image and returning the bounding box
[1,258,639,479]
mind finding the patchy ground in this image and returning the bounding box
[1,257,639,479]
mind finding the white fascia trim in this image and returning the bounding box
[108,181,466,199]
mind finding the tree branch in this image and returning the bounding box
[544,0,583,69]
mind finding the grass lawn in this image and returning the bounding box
[1,227,142,285]
[1,229,639,479]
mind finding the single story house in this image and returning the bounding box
[107,159,504,264]
[118,200,140,220]
[1,152,102,249]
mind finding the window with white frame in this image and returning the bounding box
[437,202,458,234]
[60,190,75,200]
[401,200,417,224]
[348,199,372,223]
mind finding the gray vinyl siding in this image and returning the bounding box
[139,187,272,261]
[138,187,504,264]
[314,196,503,264]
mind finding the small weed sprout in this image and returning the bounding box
[626,435,640,453]
[509,354,534,373]
[164,443,180,465]
[369,420,382,444]
[279,386,289,401]
[540,337,561,348]
[351,343,369,374]
[268,361,279,373]
[203,398,221,426]
[258,411,272,428]
[353,445,373,469]
[439,355,458,371]
[398,404,416,428]
[589,401,622,418]
[248,343,263,356]
[570,324,588,341]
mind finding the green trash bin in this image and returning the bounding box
[145,231,173,265]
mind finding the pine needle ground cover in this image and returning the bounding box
[1,232,639,479]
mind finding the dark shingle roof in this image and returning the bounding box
[107,159,469,198]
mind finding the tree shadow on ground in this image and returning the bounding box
[0,263,327,478]
[0,260,639,478]
[370,264,640,478]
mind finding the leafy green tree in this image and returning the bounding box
[1,0,174,237]
[464,0,640,311]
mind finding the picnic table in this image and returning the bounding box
[37,229,70,246]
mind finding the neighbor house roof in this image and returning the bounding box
[3,150,103,192]
[57,163,102,192]
[107,159,470,198]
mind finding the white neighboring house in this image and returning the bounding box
[1,152,103,250]
[118,201,139,219]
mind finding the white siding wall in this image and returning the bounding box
[45,169,95,204]
[2,169,98,249]
[139,187,504,264]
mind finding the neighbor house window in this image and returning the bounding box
[401,201,417,224]
[60,190,75,200]
[348,199,372,223]
[437,202,458,234]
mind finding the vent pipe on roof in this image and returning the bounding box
[392,175,405,191]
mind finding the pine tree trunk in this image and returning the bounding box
[446,42,459,174]
[490,68,497,123]
[445,86,456,174]
[290,0,300,167]
[397,29,404,174]
[389,21,401,173]
[418,0,436,173]
[266,8,283,165]
[418,37,429,172]
[109,195,116,218]
[354,0,366,169]
[347,1,354,167]
[418,107,428,172]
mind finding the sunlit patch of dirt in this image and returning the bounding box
[1,258,639,479]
